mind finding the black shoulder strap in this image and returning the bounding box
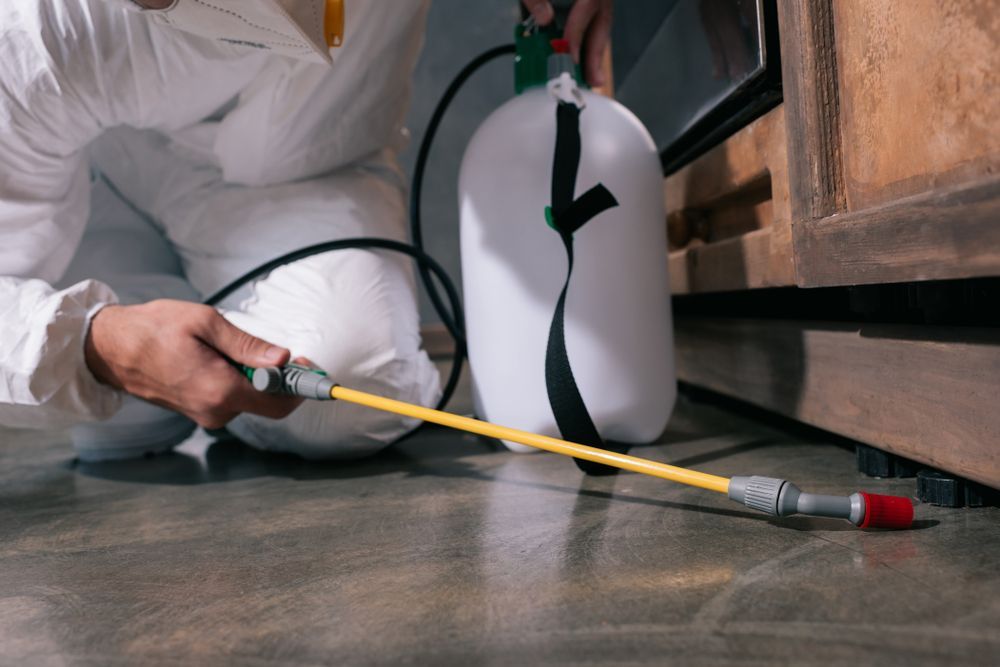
[545,101,627,475]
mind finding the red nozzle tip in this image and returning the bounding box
[550,38,570,54]
[858,492,914,529]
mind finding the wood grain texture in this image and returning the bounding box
[794,176,1000,287]
[669,228,776,294]
[664,108,783,219]
[675,317,1000,488]
[776,0,846,222]
[666,106,795,294]
[833,0,1000,211]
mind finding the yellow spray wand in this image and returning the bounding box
[333,384,728,493]
[246,364,914,529]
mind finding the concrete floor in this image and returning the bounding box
[2,373,999,665]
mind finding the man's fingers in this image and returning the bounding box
[524,0,613,86]
[291,356,319,369]
[188,309,301,423]
[232,383,304,420]
[195,366,303,425]
[522,0,554,25]
[220,356,305,419]
[563,0,598,67]
[196,307,290,368]
[192,311,307,423]
[584,2,612,87]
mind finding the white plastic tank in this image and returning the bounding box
[458,52,675,452]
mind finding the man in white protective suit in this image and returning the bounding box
[0,0,611,461]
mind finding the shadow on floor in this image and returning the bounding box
[64,429,896,533]
[68,425,735,488]
[69,432,486,486]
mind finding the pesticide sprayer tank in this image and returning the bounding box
[458,78,675,451]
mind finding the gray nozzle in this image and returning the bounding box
[250,366,335,401]
[547,52,576,80]
[729,476,865,525]
[251,367,284,394]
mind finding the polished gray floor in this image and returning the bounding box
[2,375,998,666]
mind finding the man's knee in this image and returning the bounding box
[222,251,441,458]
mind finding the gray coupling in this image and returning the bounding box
[729,475,785,515]
[729,476,865,524]
[547,52,576,81]
[251,366,335,401]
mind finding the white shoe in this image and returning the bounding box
[71,395,197,462]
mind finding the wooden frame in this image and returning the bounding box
[794,177,1000,287]
[666,105,794,294]
[775,0,845,223]
[780,0,1000,288]
[675,318,1000,488]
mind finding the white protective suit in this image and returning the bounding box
[0,0,441,459]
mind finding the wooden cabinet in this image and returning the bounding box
[667,0,1000,487]
[833,0,998,213]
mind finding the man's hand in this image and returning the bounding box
[85,300,303,429]
[522,0,613,87]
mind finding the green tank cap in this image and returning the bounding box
[514,25,585,94]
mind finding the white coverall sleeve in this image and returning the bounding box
[0,4,123,428]
[0,277,122,429]
[0,157,124,427]
[0,154,124,428]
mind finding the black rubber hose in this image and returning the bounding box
[408,44,516,337]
